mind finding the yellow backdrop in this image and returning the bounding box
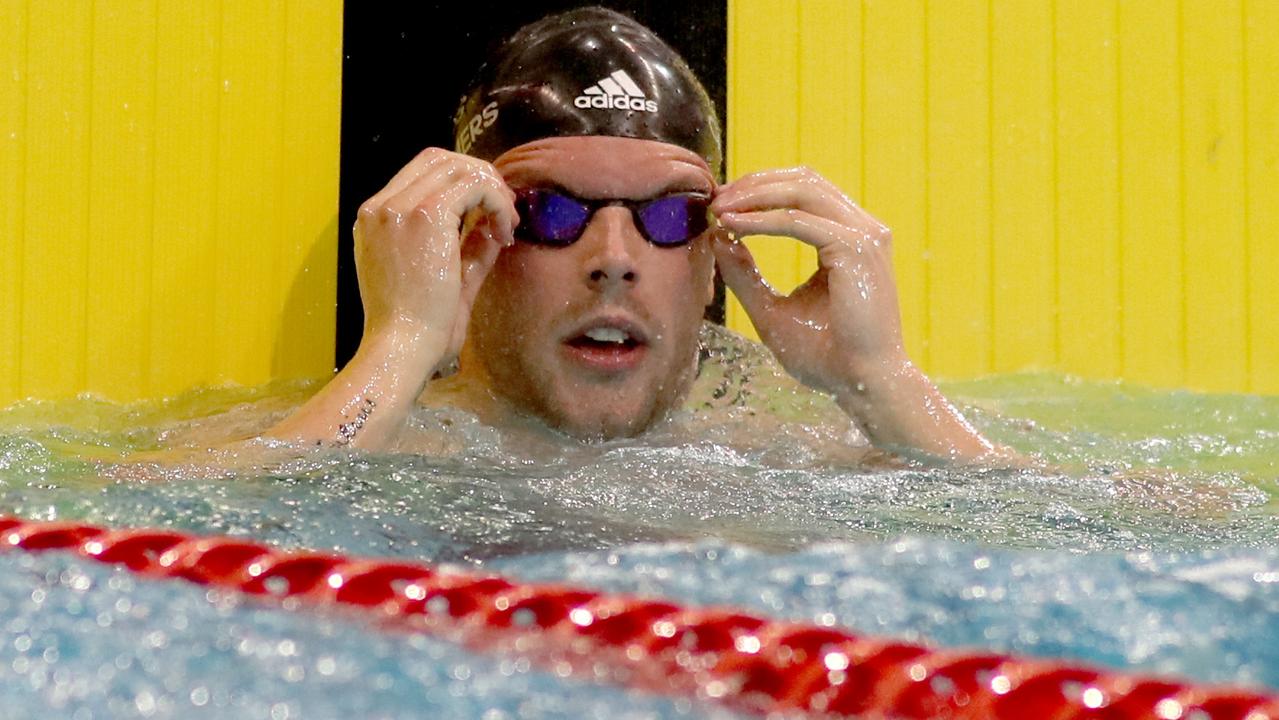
[2,1,1276,405]
[0,0,342,405]
[727,0,1278,395]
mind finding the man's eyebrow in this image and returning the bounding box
[659,179,713,194]
[534,178,711,201]
[631,171,717,196]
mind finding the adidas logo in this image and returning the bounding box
[573,70,658,113]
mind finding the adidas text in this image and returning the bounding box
[573,94,658,113]
[574,70,658,113]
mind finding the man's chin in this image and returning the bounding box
[541,366,699,440]
[547,408,655,441]
[488,356,698,440]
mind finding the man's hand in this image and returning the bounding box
[711,167,1008,464]
[710,166,903,397]
[265,149,516,450]
[356,148,517,367]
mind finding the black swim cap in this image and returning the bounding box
[453,7,722,175]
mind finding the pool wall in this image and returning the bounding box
[726,1,1279,396]
[0,0,343,404]
[2,0,1276,405]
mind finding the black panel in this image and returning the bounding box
[337,1,728,367]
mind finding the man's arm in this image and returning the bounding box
[709,167,1014,465]
[265,149,515,451]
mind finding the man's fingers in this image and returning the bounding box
[718,208,895,281]
[713,168,892,254]
[717,208,848,250]
[436,172,518,245]
[365,151,516,241]
[475,177,519,246]
[362,148,452,212]
[377,161,516,247]
[713,171,861,224]
[380,161,464,221]
[710,230,782,331]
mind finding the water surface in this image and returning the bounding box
[1,327,1277,717]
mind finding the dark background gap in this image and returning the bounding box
[336,1,729,368]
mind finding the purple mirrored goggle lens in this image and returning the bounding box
[514,189,711,248]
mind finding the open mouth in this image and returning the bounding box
[566,327,642,351]
[563,322,649,373]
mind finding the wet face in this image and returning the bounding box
[461,136,717,439]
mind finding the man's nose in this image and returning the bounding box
[579,206,643,287]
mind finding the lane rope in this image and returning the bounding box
[2,516,1276,719]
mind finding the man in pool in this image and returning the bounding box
[265,7,1008,465]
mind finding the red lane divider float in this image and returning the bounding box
[2,515,1276,719]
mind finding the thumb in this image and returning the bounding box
[459,218,503,305]
[447,218,504,359]
[711,230,782,331]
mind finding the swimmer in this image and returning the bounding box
[265,7,1013,465]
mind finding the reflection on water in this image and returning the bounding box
[1,324,1278,715]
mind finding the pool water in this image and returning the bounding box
[1,326,1277,718]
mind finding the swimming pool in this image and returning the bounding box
[1,327,1277,717]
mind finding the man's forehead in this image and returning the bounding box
[494,137,715,197]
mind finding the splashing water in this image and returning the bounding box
[1,325,1278,717]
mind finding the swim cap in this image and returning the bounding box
[453,7,722,176]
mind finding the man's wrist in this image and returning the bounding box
[358,318,450,374]
[833,351,917,410]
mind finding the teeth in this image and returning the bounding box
[584,327,630,343]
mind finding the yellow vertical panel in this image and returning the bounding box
[86,0,156,398]
[21,0,91,399]
[0,1,26,401]
[0,0,341,405]
[861,0,929,369]
[798,1,861,200]
[272,0,342,379]
[150,1,220,397]
[1118,1,1183,388]
[991,0,1055,374]
[1248,0,1279,395]
[725,0,800,340]
[1054,1,1120,380]
[1183,0,1247,393]
[214,0,287,385]
[926,1,991,378]
[796,1,860,298]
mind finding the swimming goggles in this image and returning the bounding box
[513,188,711,248]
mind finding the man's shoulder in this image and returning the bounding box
[680,322,870,457]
